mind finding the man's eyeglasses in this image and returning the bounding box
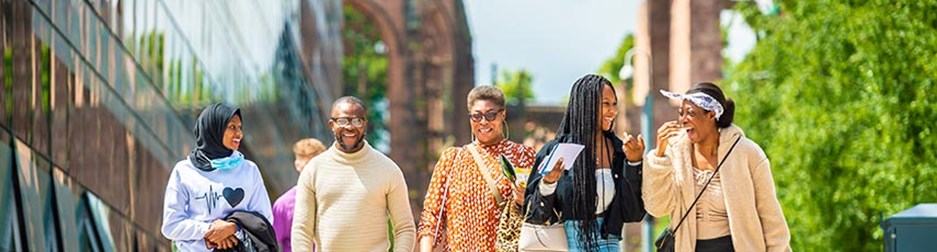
[469,109,503,122]
[331,117,366,128]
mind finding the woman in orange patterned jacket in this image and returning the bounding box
[417,86,536,251]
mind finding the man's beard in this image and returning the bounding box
[335,133,366,151]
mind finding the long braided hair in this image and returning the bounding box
[555,74,615,250]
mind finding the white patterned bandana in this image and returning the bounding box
[660,90,724,119]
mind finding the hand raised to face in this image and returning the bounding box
[655,121,683,157]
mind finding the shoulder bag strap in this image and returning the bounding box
[466,144,505,205]
[670,136,742,235]
[432,148,459,246]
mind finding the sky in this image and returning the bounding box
[464,0,641,105]
[463,0,756,105]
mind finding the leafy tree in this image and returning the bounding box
[496,69,535,106]
[597,34,634,86]
[726,1,937,250]
[342,5,390,148]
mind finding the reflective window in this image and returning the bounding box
[2,0,340,250]
[12,139,58,251]
[0,130,23,251]
[75,192,106,252]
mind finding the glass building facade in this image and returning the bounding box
[1,0,342,250]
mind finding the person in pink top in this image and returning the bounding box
[272,138,326,252]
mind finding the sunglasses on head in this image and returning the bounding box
[469,109,503,122]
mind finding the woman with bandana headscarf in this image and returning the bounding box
[643,83,790,251]
[161,103,274,251]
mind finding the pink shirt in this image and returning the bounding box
[273,187,298,252]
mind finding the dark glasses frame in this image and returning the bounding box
[469,109,504,122]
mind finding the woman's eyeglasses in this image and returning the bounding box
[469,109,503,122]
[331,117,366,128]
[677,108,701,119]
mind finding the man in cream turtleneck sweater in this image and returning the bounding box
[291,96,415,251]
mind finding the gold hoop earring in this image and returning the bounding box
[502,121,510,140]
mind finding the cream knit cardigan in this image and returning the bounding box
[643,125,791,251]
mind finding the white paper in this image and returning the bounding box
[538,143,585,174]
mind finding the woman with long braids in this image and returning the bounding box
[524,74,647,251]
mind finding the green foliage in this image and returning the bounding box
[387,219,394,252]
[4,47,11,117]
[726,1,937,250]
[40,44,51,112]
[597,34,634,85]
[342,5,390,148]
[138,31,218,107]
[496,69,534,106]
[146,31,165,85]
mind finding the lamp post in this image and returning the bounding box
[618,47,654,150]
[619,47,656,252]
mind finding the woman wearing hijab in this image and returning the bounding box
[525,74,646,251]
[161,103,274,251]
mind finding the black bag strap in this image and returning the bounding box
[669,136,742,237]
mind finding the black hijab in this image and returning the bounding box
[188,103,241,171]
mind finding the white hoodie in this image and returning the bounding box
[161,158,273,252]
